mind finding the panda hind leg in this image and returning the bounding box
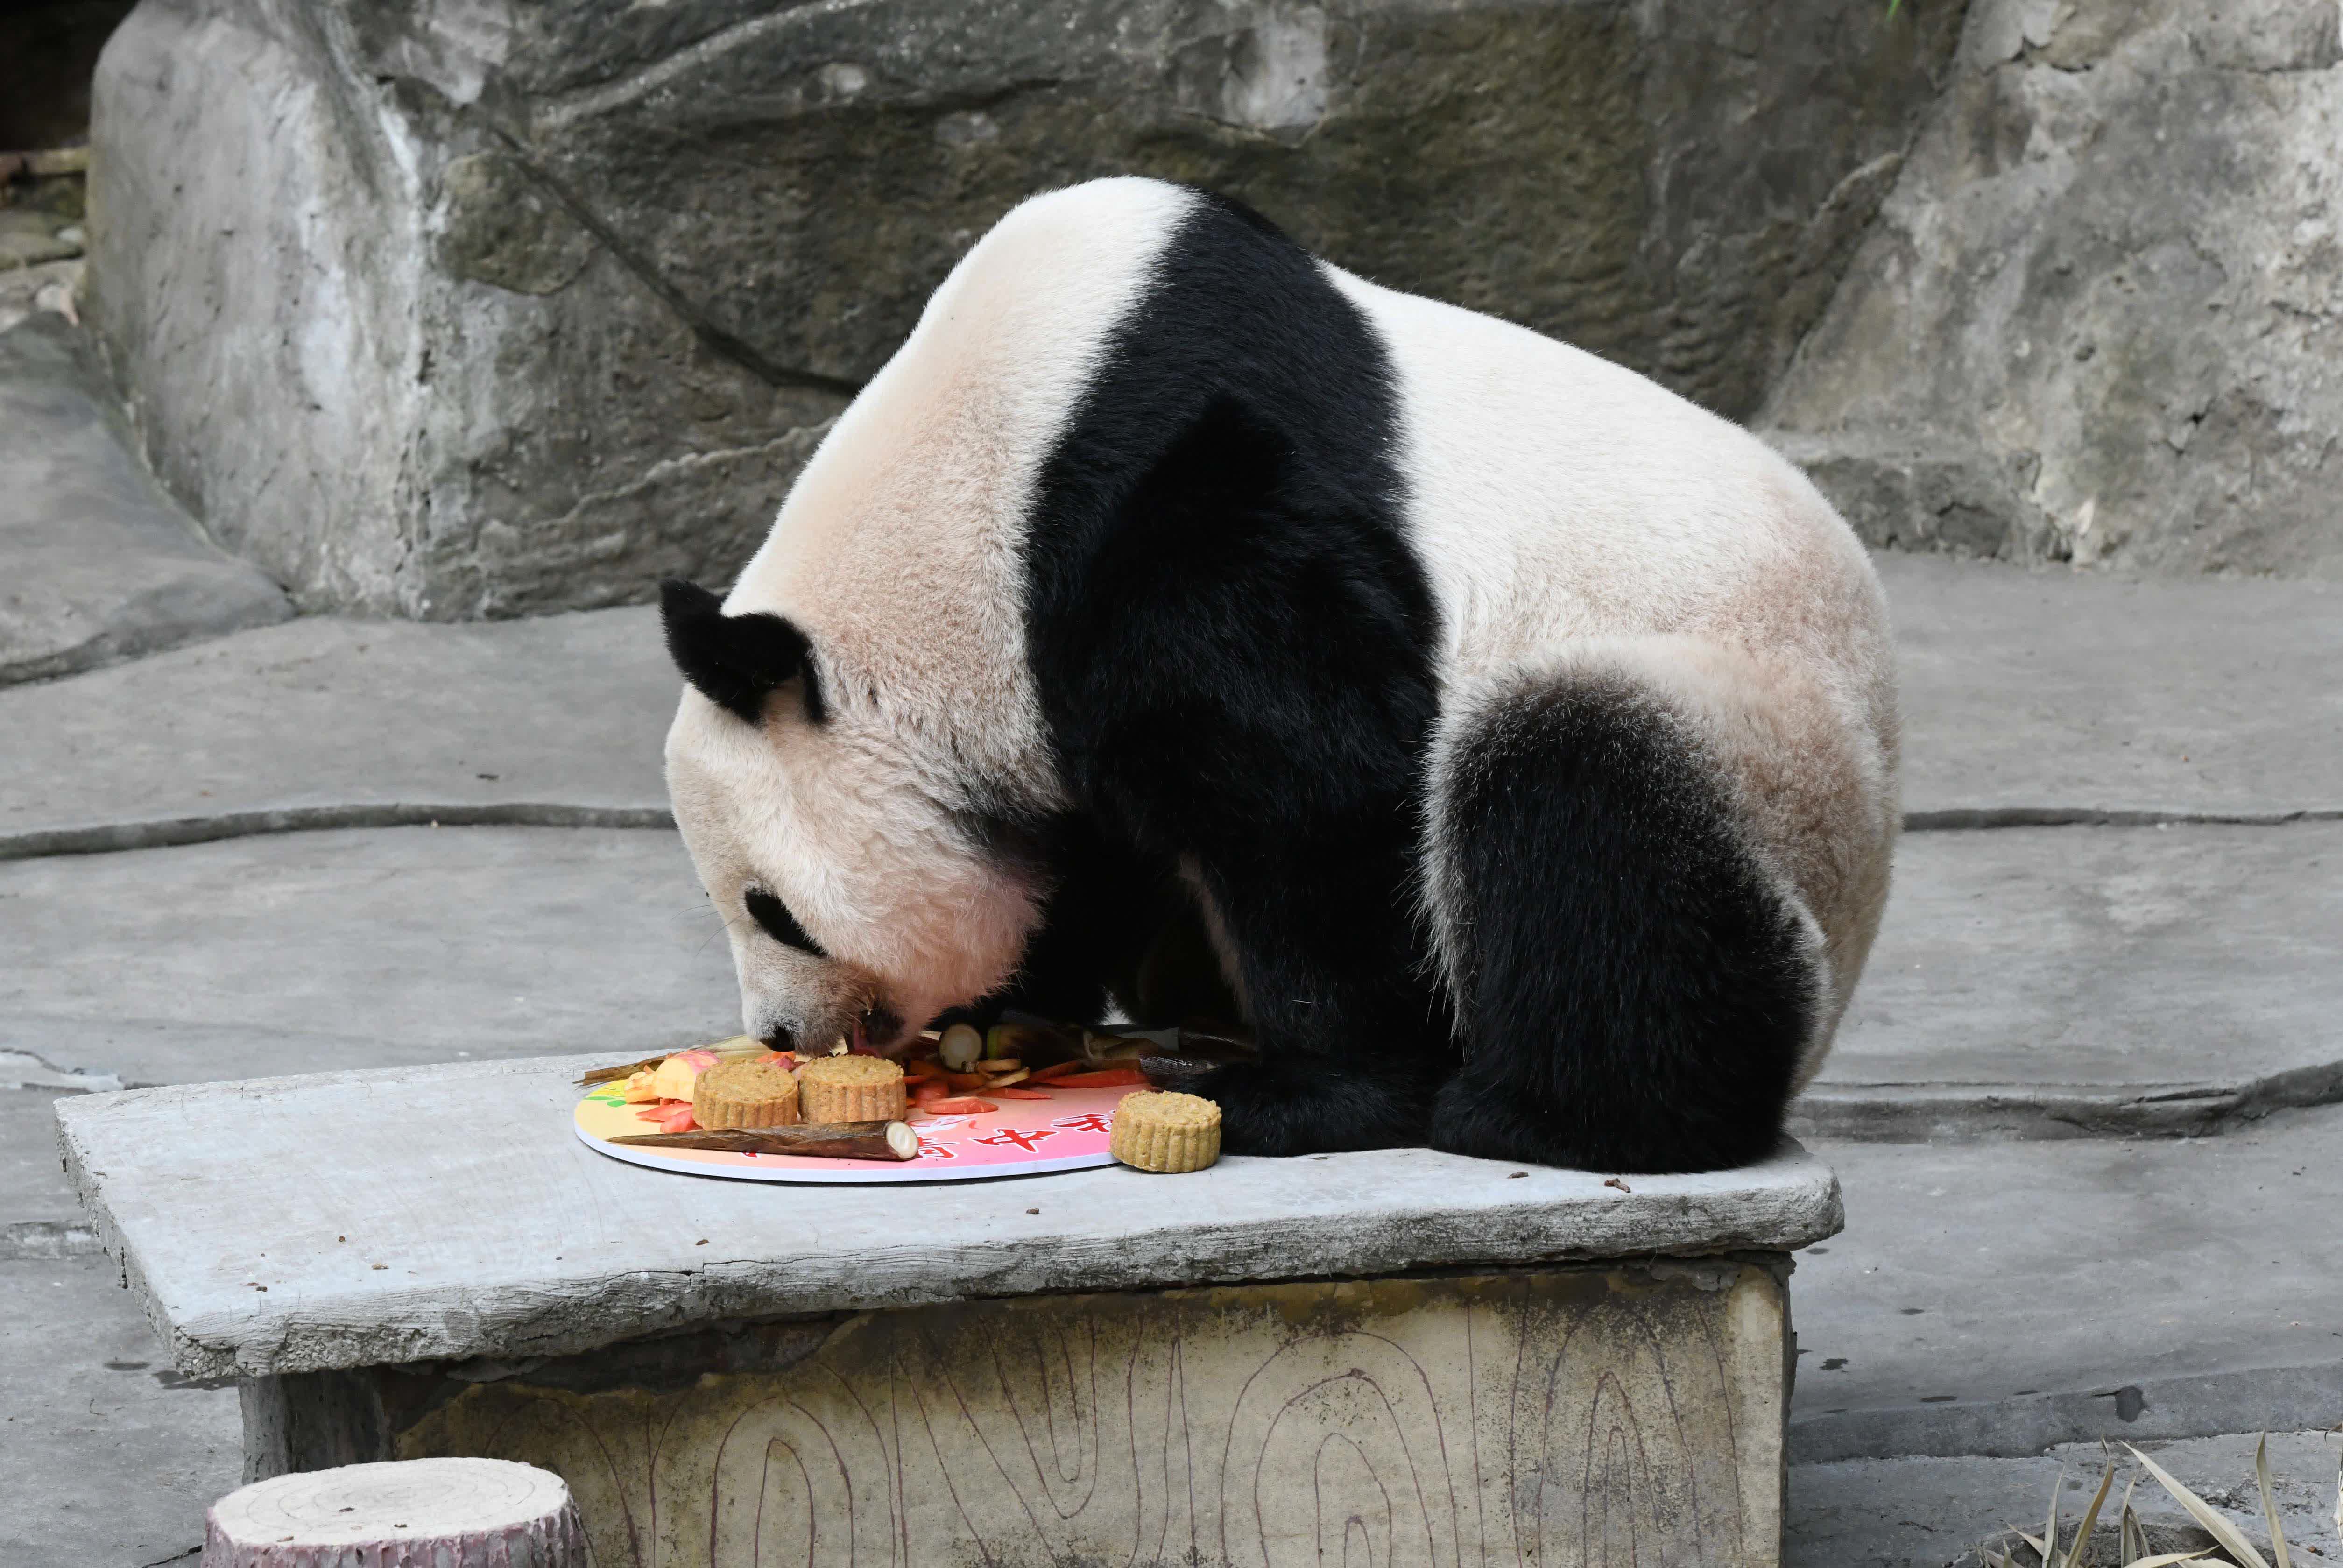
[1425,672,1820,1175]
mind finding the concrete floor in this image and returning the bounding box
[1795,1106,2343,1462]
[0,607,673,857]
[1884,551,2343,823]
[0,826,739,1086]
[0,1254,240,1567]
[1808,822,2343,1137]
[4,314,2340,1565]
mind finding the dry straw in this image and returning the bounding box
[1983,1435,2340,1568]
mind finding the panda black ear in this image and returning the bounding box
[658,578,826,725]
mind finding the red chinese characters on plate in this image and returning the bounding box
[575,1086,1127,1185]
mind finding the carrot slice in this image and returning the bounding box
[1044,1068,1150,1088]
[1028,1061,1089,1083]
[902,1059,949,1081]
[945,1071,993,1090]
[923,1097,998,1115]
[989,1087,1052,1100]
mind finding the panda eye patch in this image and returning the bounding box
[742,888,826,958]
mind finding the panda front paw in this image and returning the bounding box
[1185,1057,1432,1157]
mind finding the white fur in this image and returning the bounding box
[668,178,1200,1046]
[1328,267,1897,1082]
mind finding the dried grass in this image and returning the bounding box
[1981,1436,2342,1568]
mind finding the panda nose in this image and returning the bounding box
[860,1003,907,1053]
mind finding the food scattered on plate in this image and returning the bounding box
[1108,1090,1222,1173]
[576,1013,1245,1172]
[649,1047,718,1101]
[582,1035,769,1090]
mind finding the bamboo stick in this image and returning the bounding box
[610,1121,919,1161]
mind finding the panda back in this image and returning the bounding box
[1326,267,1884,696]
[723,178,1202,798]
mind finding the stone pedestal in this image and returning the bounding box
[248,1263,1792,1566]
[61,1054,1837,1568]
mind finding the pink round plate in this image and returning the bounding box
[572,1083,1128,1184]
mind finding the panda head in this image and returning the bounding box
[657,578,1044,1054]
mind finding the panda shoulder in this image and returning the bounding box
[936,179,1196,306]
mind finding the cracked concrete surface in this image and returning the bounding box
[1,1088,82,1237]
[0,826,740,1088]
[0,1255,240,1568]
[1792,1106,2343,1463]
[0,1049,123,1093]
[1881,553,2343,823]
[8,549,2337,851]
[1803,821,2343,1139]
[0,607,674,859]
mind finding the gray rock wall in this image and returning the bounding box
[1763,0,2343,578]
[87,0,1959,617]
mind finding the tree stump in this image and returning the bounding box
[202,1457,584,1568]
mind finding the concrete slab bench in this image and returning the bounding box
[60,1055,1842,1568]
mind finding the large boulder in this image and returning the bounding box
[1763,0,2343,577]
[0,315,289,687]
[87,0,1957,618]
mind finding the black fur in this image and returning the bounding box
[1020,191,1454,1155]
[1426,679,1814,1173]
[743,887,826,958]
[993,189,1810,1170]
[938,814,1174,1031]
[659,577,825,725]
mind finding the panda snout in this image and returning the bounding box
[860,1001,910,1055]
[742,961,895,1055]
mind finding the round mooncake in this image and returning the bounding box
[693,1058,802,1128]
[797,1055,908,1123]
[1108,1091,1221,1173]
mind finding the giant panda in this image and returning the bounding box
[658,176,1898,1174]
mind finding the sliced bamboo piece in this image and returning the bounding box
[202,1456,584,1567]
[938,1023,984,1070]
[611,1121,918,1161]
